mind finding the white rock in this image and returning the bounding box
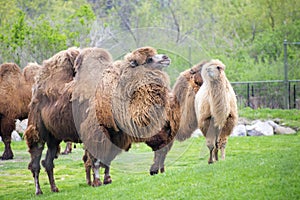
[246,121,274,136]
[231,124,247,137]
[191,129,203,137]
[274,126,296,135]
[11,130,22,141]
[15,119,28,134]
[267,120,279,129]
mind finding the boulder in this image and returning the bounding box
[191,129,203,137]
[15,119,28,134]
[231,124,247,137]
[266,120,279,129]
[11,130,22,141]
[246,120,274,136]
[274,126,296,135]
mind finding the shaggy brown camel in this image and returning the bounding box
[74,46,172,186]
[0,62,40,160]
[24,47,114,195]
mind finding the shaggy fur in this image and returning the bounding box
[78,46,172,186]
[0,62,40,159]
[146,61,206,174]
[195,59,238,164]
[23,47,115,195]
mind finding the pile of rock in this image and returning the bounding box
[231,118,296,136]
[192,118,297,138]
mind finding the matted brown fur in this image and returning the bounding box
[78,47,172,184]
[24,47,82,195]
[94,46,171,142]
[144,61,206,174]
[0,62,40,159]
[172,61,206,141]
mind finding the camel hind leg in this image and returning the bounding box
[82,150,92,185]
[0,117,15,160]
[205,118,221,164]
[41,137,61,193]
[149,141,174,175]
[28,141,45,195]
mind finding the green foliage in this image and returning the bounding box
[0,0,299,81]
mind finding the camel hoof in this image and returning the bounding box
[51,187,59,193]
[35,190,43,195]
[104,176,112,185]
[208,160,214,164]
[0,152,14,160]
[150,170,158,175]
[92,178,102,187]
[86,181,92,186]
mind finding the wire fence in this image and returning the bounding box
[231,41,300,110]
[231,80,300,109]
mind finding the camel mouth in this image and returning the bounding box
[158,59,171,67]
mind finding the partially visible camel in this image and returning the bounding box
[195,59,238,164]
[24,47,114,195]
[147,61,206,174]
[0,62,40,160]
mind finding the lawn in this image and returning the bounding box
[0,133,299,200]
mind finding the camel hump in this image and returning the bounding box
[23,63,41,84]
[0,63,22,79]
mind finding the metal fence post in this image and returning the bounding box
[284,40,289,109]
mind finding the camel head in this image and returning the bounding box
[125,46,171,70]
[202,59,225,81]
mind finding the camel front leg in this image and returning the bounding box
[103,164,112,185]
[91,159,102,187]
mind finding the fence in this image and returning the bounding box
[231,40,299,110]
[231,80,300,109]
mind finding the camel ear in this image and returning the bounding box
[190,68,196,74]
[130,60,138,67]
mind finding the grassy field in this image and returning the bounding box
[0,108,300,199]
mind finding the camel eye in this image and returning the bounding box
[146,57,153,64]
[217,66,221,70]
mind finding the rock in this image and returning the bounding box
[191,129,203,137]
[11,130,22,141]
[231,124,247,137]
[266,120,279,129]
[274,126,296,135]
[246,121,274,136]
[15,119,28,134]
[247,129,264,136]
[238,117,252,125]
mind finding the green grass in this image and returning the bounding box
[0,134,300,200]
[1,108,300,199]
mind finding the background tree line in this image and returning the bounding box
[0,0,299,82]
